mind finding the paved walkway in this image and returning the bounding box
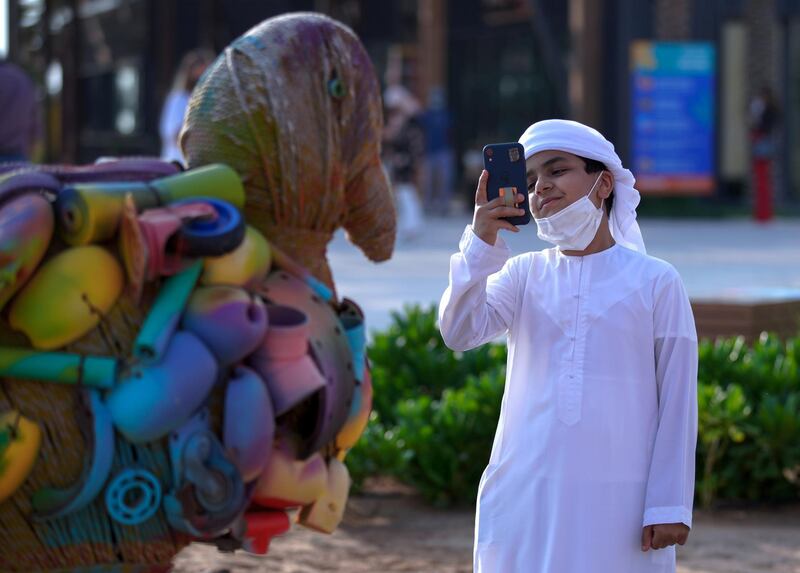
[327,215,800,334]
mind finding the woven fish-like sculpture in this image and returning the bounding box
[0,12,393,572]
[182,12,397,292]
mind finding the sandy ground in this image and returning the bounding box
[172,487,800,573]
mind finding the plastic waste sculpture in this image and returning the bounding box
[0,12,395,572]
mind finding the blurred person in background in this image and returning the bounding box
[159,49,214,164]
[461,138,491,213]
[440,119,698,573]
[749,85,780,152]
[420,86,455,216]
[749,85,780,221]
[382,84,425,240]
[0,59,42,163]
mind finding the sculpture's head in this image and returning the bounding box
[181,12,396,290]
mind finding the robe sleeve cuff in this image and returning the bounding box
[459,225,511,268]
[643,506,693,529]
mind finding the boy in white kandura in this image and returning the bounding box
[439,119,698,573]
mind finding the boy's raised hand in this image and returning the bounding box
[472,170,526,246]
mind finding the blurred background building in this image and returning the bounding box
[2,0,799,211]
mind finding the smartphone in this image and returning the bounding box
[482,142,531,226]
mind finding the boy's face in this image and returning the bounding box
[526,150,608,218]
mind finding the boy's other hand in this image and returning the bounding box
[472,170,525,246]
[641,523,690,552]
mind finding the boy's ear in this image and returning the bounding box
[598,171,614,200]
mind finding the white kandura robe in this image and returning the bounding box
[439,226,698,573]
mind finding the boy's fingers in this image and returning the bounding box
[486,195,524,210]
[641,526,653,552]
[489,206,526,219]
[498,221,519,233]
[485,196,507,209]
[651,529,666,550]
[475,170,489,205]
[476,198,510,216]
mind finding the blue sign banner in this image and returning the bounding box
[630,42,715,194]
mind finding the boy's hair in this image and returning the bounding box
[579,156,613,216]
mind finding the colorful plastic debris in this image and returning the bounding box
[55,164,245,245]
[248,305,326,416]
[31,390,114,519]
[108,331,218,443]
[133,261,202,362]
[0,410,42,503]
[202,225,273,289]
[223,366,275,483]
[297,457,351,533]
[0,347,117,389]
[182,285,268,366]
[8,246,124,350]
[252,435,327,509]
[0,193,54,311]
[105,468,162,525]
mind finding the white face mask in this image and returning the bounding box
[533,172,605,251]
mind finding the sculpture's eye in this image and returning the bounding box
[328,73,346,99]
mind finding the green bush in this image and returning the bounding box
[391,367,505,506]
[346,411,405,490]
[697,334,800,505]
[695,382,751,507]
[367,304,506,427]
[349,305,800,508]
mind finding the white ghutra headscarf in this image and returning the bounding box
[519,119,646,253]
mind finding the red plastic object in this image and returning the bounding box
[753,157,773,222]
[241,510,291,555]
